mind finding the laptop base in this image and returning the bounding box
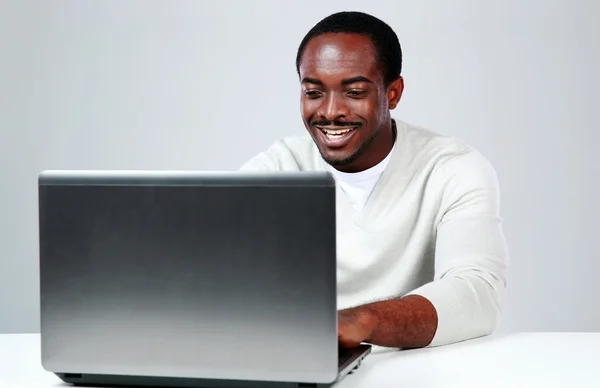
[55,345,371,388]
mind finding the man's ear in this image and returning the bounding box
[387,76,404,110]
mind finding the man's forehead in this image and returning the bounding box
[299,33,380,80]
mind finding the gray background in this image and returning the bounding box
[1,0,598,334]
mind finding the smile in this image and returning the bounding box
[317,126,357,137]
[315,126,358,148]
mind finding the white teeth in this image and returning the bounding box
[321,128,353,135]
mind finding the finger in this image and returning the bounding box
[338,332,360,348]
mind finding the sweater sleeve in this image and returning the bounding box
[406,148,509,347]
[239,151,279,171]
[239,139,304,172]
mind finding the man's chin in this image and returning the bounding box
[320,149,359,168]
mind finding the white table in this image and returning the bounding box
[1,332,597,387]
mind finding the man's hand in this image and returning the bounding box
[338,307,379,348]
[337,295,438,349]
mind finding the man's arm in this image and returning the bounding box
[338,149,509,348]
[338,294,437,348]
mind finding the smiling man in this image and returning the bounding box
[240,11,509,349]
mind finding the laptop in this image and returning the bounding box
[38,169,371,388]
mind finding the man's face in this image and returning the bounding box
[298,33,402,172]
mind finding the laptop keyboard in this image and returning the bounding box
[338,349,354,366]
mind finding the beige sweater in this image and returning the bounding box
[240,119,509,347]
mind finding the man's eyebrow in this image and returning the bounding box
[301,76,374,86]
[341,76,374,85]
[301,77,323,85]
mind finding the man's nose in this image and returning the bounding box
[317,93,349,120]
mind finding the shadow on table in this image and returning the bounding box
[368,331,518,357]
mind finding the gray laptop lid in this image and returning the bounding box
[38,170,338,384]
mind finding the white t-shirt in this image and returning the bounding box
[328,142,396,212]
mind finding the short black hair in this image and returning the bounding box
[295,11,402,86]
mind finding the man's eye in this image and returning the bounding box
[347,90,366,97]
[304,91,322,98]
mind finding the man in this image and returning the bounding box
[240,11,509,350]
